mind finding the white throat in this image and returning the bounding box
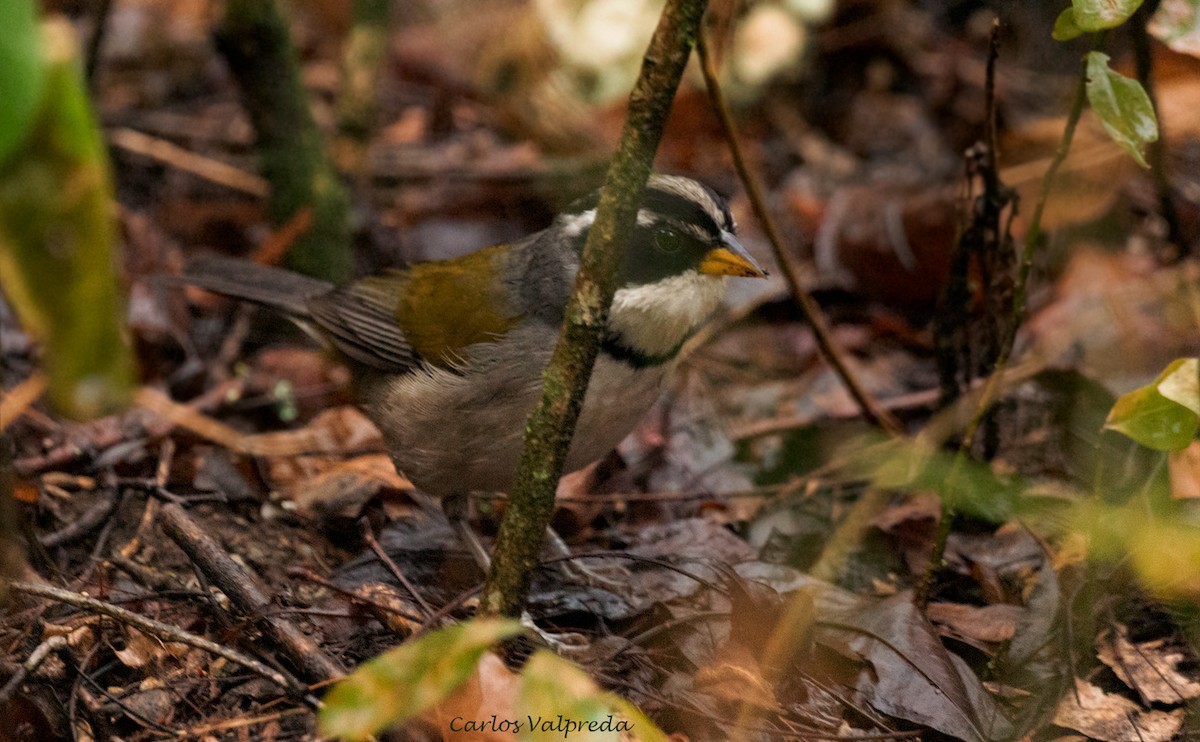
[608,271,725,357]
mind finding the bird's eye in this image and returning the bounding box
[655,229,683,253]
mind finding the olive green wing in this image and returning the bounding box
[306,244,520,373]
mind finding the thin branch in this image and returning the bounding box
[0,635,68,704]
[695,34,903,437]
[480,0,710,617]
[7,580,296,693]
[158,503,346,684]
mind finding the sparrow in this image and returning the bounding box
[185,174,767,566]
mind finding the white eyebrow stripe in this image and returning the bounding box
[560,208,596,238]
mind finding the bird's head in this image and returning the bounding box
[555,174,768,287]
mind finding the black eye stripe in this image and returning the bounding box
[640,189,723,238]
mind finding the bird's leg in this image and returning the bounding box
[441,491,491,573]
[443,492,624,589]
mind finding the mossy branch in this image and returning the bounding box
[480,0,709,617]
[215,0,352,282]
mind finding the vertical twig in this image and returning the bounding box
[916,34,1104,607]
[696,34,904,437]
[84,0,115,87]
[479,0,710,618]
[1130,0,1182,253]
[933,20,1016,412]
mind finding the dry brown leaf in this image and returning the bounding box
[1027,253,1200,387]
[693,641,780,712]
[137,391,384,457]
[1053,678,1184,742]
[113,627,190,670]
[1097,625,1200,704]
[269,453,413,518]
[426,652,523,742]
[1169,442,1200,499]
[927,603,1023,644]
[0,372,47,432]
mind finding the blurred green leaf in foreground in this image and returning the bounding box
[0,13,134,419]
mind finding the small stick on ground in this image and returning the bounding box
[695,34,903,437]
[38,490,120,549]
[158,503,346,684]
[7,580,296,692]
[0,634,68,704]
[359,518,436,620]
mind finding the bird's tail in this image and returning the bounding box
[182,256,333,318]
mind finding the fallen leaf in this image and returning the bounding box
[1053,678,1183,742]
[432,652,522,742]
[1169,441,1200,499]
[927,603,1023,644]
[1097,624,1200,704]
[693,640,779,711]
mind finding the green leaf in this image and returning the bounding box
[318,619,523,740]
[1085,51,1159,168]
[1071,0,1145,31]
[0,0,45,168]
[518,651,670,742]
[1105,358,1200,451]
[1148,0,1200,57]
[1053,8,1086,40]
[0,20,135,419]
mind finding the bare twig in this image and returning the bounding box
[359,519,436,620]
[0,372,47,432]
[158,503,346,683]
[916,35,1103,607]
[38,491,120,549]
[108,128,269,197]
[0,634,68,704]
[695,34,903,437]
[13,380,239,477]
[7,580,296,692]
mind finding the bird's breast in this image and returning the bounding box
[360,323,671,497]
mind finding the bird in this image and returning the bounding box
[184,174,767,570]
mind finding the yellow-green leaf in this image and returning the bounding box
[1085,51,1159,168]
[517,651,669,742]
[1053,8,1086,40]
[1149,0,1200,58]
[1071,0,1145,31]
[0,0,45,168]
[0,20,134,419]
[318,619,522,740]
[1105,358,1200,451]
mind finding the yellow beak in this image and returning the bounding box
[699,232,768,278]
